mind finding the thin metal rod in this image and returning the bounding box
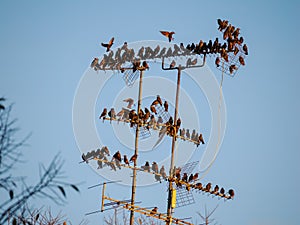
[129,70,144,225]
[101,182,106,212]
[166,66,181,225]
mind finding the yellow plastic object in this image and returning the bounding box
[171,188,176,208]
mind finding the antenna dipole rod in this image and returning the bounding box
[130,70,144,225]
[101,182,106,212]
[166,66,182,225]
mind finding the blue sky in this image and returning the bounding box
[1,0,300,224]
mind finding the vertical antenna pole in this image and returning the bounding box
[130,70,144,225]
[101,182,106,212]
[167,66,181,224]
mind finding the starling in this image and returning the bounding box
[182,173,188,182]
[168,116,173,125]
[239,56,245,66]
[170,60,176,68]
[243,44,248,55]
[193,173,199,181]
[101,37,114,52]
[195,182,203,190]
[117,109,124,118]
[123,155,129,166]
[199,133,205,144]
[160,166,167,180]
[123,98,135,109]
[129,153,138,164]
[217,19,228,31]
[164,101,169,112]
[220,187,225,196]
[150,105,157,114]
[188,174,194,183]
[101,146,110,156]
[205,182,211,192]
[229,64,237,74]
[142,61,149,70]
[152,162,159,173]
[91,58,99,68]
[160,31,175,42]
[176,118,181,128]
[112,151,122,162]
[186,129,190,139]
[142,161,150,172]
[97,159,103,169]
[156,95,163,106]
[228,189,235,198]
[150,207,158,215]
[213,185,219,194]
[99,108,107,121]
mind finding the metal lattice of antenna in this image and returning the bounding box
[155,104,171,122]
[175,161,199,208]
[217,44,246,77]
[132,124,151,140]
[122,69,139,87]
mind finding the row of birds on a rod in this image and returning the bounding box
[91,19,248,75]
[99,95,205,146]
[81,147,234,199]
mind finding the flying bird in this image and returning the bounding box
[160,31,175,42]
[217,19,228,32]
[123,98,135,109]
[101,37,114,52]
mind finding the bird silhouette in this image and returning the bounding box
[142,61,149,70]
[150,105,157,114]
[91,58,99,68]
[215,57,220,67]
[101,37,114,52]
[152,162,159,173]
[99,108,107,121]
[186,129,190,139]
[160,165,167,180]
[188,174,194,183]
[108,108,116,123]
[182,173,188,182]
[193,173,199,181]
[199,133,205,144]
[168,116,173,125]
[239,56,245,66]
[156,95,163,106]
[205,182,212,192]
[170,60,176,68]
[160,31,175,42]
[229,64,237,74]
[213,185,219,194]
[164,101,168,112]
[123,155,129,166]
[123,98,135,109]
[112,151,122,162]
[129,153,138,164]
[142,161,150,172]
[217,19,228,32]
[228,189,235,198]
[243,44,248,55]
[150,207,158,215]
[220,187,225,196]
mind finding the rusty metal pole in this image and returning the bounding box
[129,70,144,225]
[166,66,181,225]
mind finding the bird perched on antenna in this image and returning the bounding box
[99,108,107,122]
[129,153,138,164]
[160,31,175,42]
[101,37,114,52]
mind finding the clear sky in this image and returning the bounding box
[1,0,300,225]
